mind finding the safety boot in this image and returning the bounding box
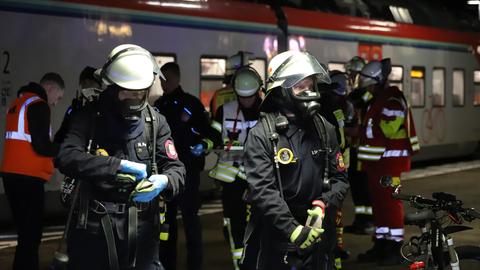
[344,215,374,235]
[357,238,387,263]
[377,240,403,266]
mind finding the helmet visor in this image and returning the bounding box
[271,53,331,90]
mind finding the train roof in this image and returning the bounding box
[1,0,479,51]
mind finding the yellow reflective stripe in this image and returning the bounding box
[209,163,240,182]
[362,91,373,102]
[410,136,420,151]
[159,231,169,241]
[411,143,420,151]
[358,153,382,161]
[232,248,243,259]
[354,206,367,214]
[339,128,345,149]
[358,146,386,153]
[333,109,345,121]
[335,257,342,269]
[392,177,401,186]
[202,138,214,151]
[211,120,222,133]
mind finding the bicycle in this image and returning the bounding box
[380,177,480,270]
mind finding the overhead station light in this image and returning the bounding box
[468,0,480,5]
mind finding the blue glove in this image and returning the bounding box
[131,174,169,203]
[190,143,205,157]
[119,160,147,181]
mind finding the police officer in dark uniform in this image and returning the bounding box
[241,51,349,270]
[155,62,220,270]
[55,44,185,270]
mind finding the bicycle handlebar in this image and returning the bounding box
[392,193,436,206]
[464,208,480,220]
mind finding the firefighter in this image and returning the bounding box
[356,59,420,266]
[343,56,374,235]
[55,44,185,270]
[155,62,220,270]
[241,51,349,270]
[208,66,262,270]
[209,51,253,118]
[319,71,356,267]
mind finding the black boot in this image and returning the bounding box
[344,215,374,235]
[377,240,403,266]
[357,239,387,263]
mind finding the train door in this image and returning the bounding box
[358,43,382,61]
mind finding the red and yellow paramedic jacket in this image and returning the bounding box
[1,84,56,181]
[358,86,420,173]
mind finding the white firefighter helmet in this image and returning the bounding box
[226,51,253,76]
[95,44,162,90]
[359,60,383,88]
[266,51,330,93]
[233,66,262,97]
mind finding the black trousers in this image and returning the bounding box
[348,148,372,215]
[159,165,202,270]
[221,179,248,250]
[2,174,45,270]
[67,212,163,270]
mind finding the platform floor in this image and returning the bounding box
[1,165,479,270]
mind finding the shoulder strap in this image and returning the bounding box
[259,112,284,198]
[146,105,158,175]
[313,114,331,191]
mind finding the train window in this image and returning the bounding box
[200,57,227,112]
[432,68,445,107]
[389,66,403,90]
[452,69,465,107]
[249,58,267,84]
[328,62,346,73]
[473,70,480,106]
[410,66,425,107]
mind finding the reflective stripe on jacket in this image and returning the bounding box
[209,101,255,183]
[358,86,419,164]
[1,93,54,181]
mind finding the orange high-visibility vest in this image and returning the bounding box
[1,92,54,181]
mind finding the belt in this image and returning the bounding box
[90,200,150,215]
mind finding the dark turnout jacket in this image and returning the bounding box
[54,88,185,201]
[242,112,349,268]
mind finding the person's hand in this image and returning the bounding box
[131,174,168,203]
[119,160,147,181]
[306,201,325,230]
[190,143,204,157]
[290,225,324,249]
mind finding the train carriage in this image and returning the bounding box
[0,0,479,222]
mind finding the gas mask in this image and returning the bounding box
[112,86,149,121]
[288,76,321,118]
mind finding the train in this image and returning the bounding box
[0,0,479,223]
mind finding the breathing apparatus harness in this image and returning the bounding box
[259,111,332,199]
[52,104,167,270]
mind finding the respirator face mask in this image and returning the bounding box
[289,76,321,118]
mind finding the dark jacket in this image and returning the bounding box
[54,87,185,201]
[155,86,220,169]
[242,112,349,267]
